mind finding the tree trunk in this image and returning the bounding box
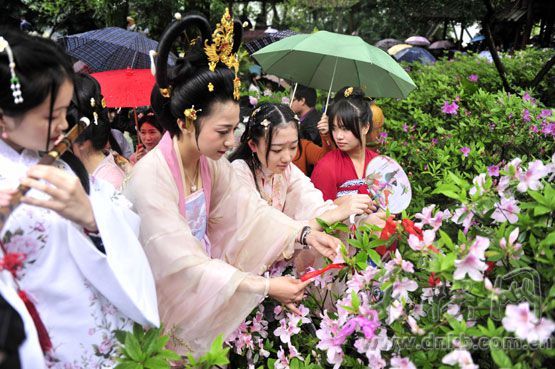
[272,1,281,27]
[540,2,554,47]
[520,0,535,49]
[482,0,513,93]
[529,54,555,89]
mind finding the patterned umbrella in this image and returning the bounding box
[62,27,175,72]
[387,43,412,56]
[405,36,430,47]
[374,38,402,51]
[244,30,297,55]
[394,47,436,65]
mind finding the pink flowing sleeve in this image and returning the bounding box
[283,164,335,221]
[123,151,273,356]
[208,158,303,273]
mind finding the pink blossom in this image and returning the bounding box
[414,204,450,231]
[263,89,272,96]
[539,109,552,119]
[407,315,424,335]
[451,206,474,234]
[442,349,478,369]
[526,318,555,343]
[273,317,300,344]
[387,300,404,324]
[522,109,532,122]
[522,92,532,102]
[248,96,258,106]
[386,250,414,273]
[517,160,549,192]
[391,356,417,369]
[460,146,471,157]
[274,305,285,320]
[346,266,379,293]
[287,343,304,361]
[408,229,436,251]
[484,277,501,295]
[275,346,290,369]
[487,165,500,177]
[316,313,344,369]
[502,302,538,340]
[499,228,523,259]
[469,173,486,196]
[412,304,427,319]
[467,74,478,82]
[281,96,290,105]
[454,253,488,281]
[392,278,418,301]
[442,101,459,115]
[402,123,409,132]
[468,236,490,259]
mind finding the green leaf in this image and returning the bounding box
[132,323,144,341]
[490,347,513,369]
[439,230,454,251]
[367,249,382,267]
[144,357,169,369]
[351,290,360,311]
[144,329,162,356]
[533,205,551,216]
[158,349,181,361]
[115,363,142,369]
[124,333,144,362]
[114,329,127,344]
[440,253,456,271]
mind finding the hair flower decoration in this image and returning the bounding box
[344,87,354,97]
[260,119,270,130]
[101,97,107,108]
[0,36,23,104]
[90,98,96,107]
[208,82,214,92]
[184,105,201,121]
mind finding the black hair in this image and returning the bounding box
[69,73,111,151]
[229,103,301,192]
[293,85,317,108]
[137,110,163,133]
[151,13,242,142]
[327,86,372,147]
[0,28,90,193]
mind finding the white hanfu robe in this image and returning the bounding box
[0,139,159,369]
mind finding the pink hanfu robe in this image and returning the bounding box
[123,133,304,356]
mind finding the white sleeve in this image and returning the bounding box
[65,179,159,327]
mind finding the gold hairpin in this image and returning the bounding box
[101,97,106,108]
[208,82,214,92]
[159,87,171,98]
[204,8,241,100]
[184,105,201,121]
[344,87,354,97]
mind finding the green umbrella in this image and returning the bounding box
[252,30,416,108]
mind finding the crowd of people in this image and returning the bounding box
[0,9,391,369]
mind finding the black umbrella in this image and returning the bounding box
[395,47,436,65]
[61,27,175,72]
[244,30,297,55]
[374,38,402,51]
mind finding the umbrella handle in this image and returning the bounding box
[324,57,339,113]
[289,83,298,108]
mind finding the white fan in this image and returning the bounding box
[364,155,412,214]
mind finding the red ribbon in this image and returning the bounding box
[300,263,346,282]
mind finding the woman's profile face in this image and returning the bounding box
[196,100,239,160]
[0,79,74,153]
[139,122,163,151]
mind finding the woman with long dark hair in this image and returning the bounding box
[0,29,158,368]
[123,11,340,356]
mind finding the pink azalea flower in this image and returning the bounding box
[387,300,404,324]
[469,173,486,196]
[281,96,290,104]
[460,146,471,157]
[275,346,290,369]
[287,343,304,361]
[522,92,532,101]
[487,165,500,177]
[412,304,427,319]
[484,277,501,295]
[526,318,555,343]
[522,109,532,122]
[391,356,417,369]
[517,160,549,192]
[468,236,490,259]
[442,349,478,369]
[502,302,538,340]
[316,312,344,368]
[454,253,488,281]
[451,206,474,234]
[491,196,520,224]
[248,96,258,106]
[467,74,478,82]
[499,228,523,258]
[274,318,300,344]
[402,123,409,132]
[408,229,436,251]
[442,101,459,115]
[539,109,552,119]
[407,315,425,335]
[392,278,418,301]
[387,250,415,273]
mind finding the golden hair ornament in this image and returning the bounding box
[204,8,241,100]
[344,87,354,97]
[208,82,214,92]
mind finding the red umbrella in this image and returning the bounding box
[91,68,154,108]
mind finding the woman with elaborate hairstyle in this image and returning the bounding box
[69,73,127,189]
[0,29,158,368]
[123,11,340,356]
